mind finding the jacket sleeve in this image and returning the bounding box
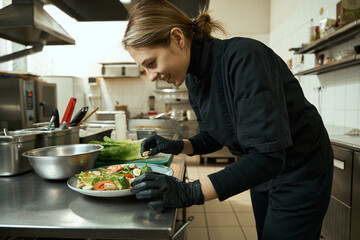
[208,46,293,200]
[209,148,285,200]
[187,92,223,155]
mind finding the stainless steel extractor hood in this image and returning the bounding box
[49,0,209,21]
[0,0,75,63]
[49,0,129,21]
[122,0,209,19]
[0,0,75,45]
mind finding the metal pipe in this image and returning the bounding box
[0,31,49,63]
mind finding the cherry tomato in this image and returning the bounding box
[123,174,134,178]
[94,180,116,191]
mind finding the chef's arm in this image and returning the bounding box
[207,149,286,201]
[181,139,194,155]
[180,139,218,201]
[199,176,218,201]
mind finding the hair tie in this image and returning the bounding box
[191,19,197,36]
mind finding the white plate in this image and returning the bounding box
[67,163,173,197]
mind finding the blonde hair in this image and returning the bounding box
[122,0,225,49]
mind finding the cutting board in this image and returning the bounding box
[94,153,173,168]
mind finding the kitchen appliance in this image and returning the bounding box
[0,78,36,130]
[35,80,58,123]
[0,77,57,130]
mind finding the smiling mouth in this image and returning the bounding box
[159,74,171,83]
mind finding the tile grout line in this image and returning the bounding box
[197,165,211,240]
[229,198,249,240]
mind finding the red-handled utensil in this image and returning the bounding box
[61,97,77,126]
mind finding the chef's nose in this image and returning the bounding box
[147,70,158,82]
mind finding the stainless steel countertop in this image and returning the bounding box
[326,125,360,151]
[0,156,186,240]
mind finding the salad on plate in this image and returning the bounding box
[75,163,150,191]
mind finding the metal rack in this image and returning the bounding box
[290,19,360,76]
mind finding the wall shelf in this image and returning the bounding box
[154,88,188,93]
[294,54,360,76]
[290,20,360,54]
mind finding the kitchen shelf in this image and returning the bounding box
[164,99,189,104]
[294,54,360,76]
[290,20,360,54]
[154,88,188,93]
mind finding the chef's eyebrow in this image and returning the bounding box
[141,58,154,66]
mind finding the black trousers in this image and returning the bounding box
[250,168,333,240]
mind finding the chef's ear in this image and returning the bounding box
[170,28,185,49]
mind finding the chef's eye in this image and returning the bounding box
[148,60,156,68]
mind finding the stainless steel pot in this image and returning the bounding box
[67,126,80,144]
[15,128,71,147]
[0,132,37,176]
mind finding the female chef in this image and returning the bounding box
[122,1,334,239]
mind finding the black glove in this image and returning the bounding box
[131,172,204,212]
[141,134,184,156]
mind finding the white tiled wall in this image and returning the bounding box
[269,0,360,129]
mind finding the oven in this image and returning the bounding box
[35,80,57,123]
[0,77,57,130]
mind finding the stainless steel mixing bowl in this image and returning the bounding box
[22,144,103,180]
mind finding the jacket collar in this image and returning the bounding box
[187,38,214,79]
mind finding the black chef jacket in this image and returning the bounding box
[186,38,333,201]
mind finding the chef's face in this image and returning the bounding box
[128,28,190,87]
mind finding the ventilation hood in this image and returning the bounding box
[0,0,75,63]
[0,0,208,63]
[49,0,128,21]
[49,0,209,21]
[121,0,209,19]
[0,0,75,45]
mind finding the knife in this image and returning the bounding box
[70,107,88,126]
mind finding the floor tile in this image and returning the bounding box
[187,227,209,240]
[188,212,207,227]
[187,204,205,213]
[206,212,239,227]
[205,199,233,212]
[230,200,253,212]
[235,212,256,227]
[242,226,258,240]
[208,227,246,240]
[229,190,252,202]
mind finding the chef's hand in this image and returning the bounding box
[131,172,204,212]
[141,134,184,156]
